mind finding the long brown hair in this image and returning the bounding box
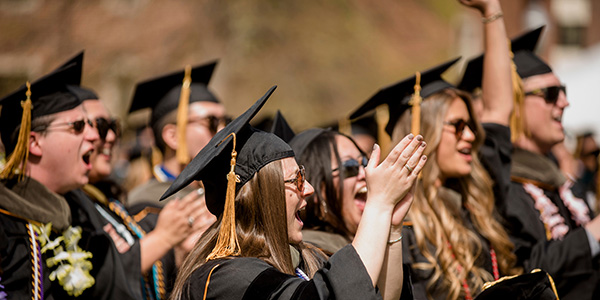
[392,89,520,300]
[170,159,325,300]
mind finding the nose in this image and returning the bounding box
[85,120,100,142]
[556,89,569,109]
[357,163,366,181]
[303,180,315,198]
[461,125,476,142]
[105,127,117,143]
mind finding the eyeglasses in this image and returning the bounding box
[33,119,93,134]
[525,85,566,105]
[443,119,476,140]
[332,156,368,178]
[188,115,232,134]
[95,117,120,140]
[582,149,600,158]
[284,165,306,192]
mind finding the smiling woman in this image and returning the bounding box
[166,86,425,300]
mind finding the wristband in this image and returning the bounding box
[482,12,503,24]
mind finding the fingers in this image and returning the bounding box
[409,151,428,178]
[403,140,427,176]
[393,134,423,167]
[366,143,381,171]
[384,133,415,165]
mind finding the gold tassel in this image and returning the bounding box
[206,132,241,261]
[338,117,351,136]
[1,82,33,181]
[375,105,391,156]
[409,72,422,136]
[508,42,528,142]
[176,65,192,165]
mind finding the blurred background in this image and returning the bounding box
[0,0,598,146]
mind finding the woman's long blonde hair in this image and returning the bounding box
[170,160,325,300]
[391,89,520,300]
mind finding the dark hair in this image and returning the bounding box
[151,110,177,154]
[296,130,365,239]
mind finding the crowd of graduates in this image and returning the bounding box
[1,0,600,299]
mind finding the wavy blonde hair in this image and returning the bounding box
[391,89,520,300]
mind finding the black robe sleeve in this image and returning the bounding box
[65,189,143,300]
[184,245,382,300]
[504,184,600,299]
[479,123,512,215]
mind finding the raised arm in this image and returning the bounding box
[352,134,427,287]
[461,0,513,125]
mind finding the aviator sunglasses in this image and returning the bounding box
[443,119,477,140]
[33,119,93,134]
[95,117,120,140]
[332,156,368,178]
[525,85,566,105]
[284,165,306,192]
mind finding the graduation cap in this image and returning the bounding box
[67,86,98,102]
[457,26,545,93]
[350,57,461,137]
[474,269,558,300]
[129,61,220,164]
[0,56,83,180]
[160,85,294,260]
[269,110,296,143]
[288,128,327,161]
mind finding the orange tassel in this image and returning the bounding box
[375,105,391,155]
[207,132,241,260]
[409,72,422,136]
[176,65,192,165]
[1,82,33,181]
[508,42,528,142]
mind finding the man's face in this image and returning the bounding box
[82,100,118,183]
[33,105,99,194]
[522,72,569,152]
[185,101,226,158]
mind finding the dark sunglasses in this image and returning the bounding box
[443,119,477,140]
[332,156,368,178]
[188,115,233,134]
[525,85,566,105]
[33,119,93,134]
[582,149,600,158]
[95,117,120,140]
[284,165,306,192]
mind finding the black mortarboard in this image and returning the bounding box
[289,128,327,160]
[160,85,293,261]
[474,269,558,300]
[513,51,552,79]
[67,86,98,102]
[161,85,293,214]
[269,110,296,143]
[0,55,83,179]
[129,61,219,127]
[350,57,461,136]
[458,26,545,92]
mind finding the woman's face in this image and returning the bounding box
[331,135,367,235]
[436,97,476,179]
[281,157,314,244]
[82,100,118,183]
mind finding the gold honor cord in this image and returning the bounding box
[176,65,192,165]
[207,132,241,261]
[409,72,422,136]
[1,82,32,180]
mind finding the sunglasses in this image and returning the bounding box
[284,165,306,192]
[443,119,477,140]
[332,156,368,178]
[34,119,93,134]
[95,117,120,140]
[188,115,233,134]
[525,85,566,105]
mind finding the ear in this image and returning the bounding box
[162,123,178,151]
[29,131,43,157]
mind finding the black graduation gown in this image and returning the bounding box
[478,123,513,212]
[503,149,600,300]
[0,178,80,300]
[64,189,143,300]
[182,245,381,300]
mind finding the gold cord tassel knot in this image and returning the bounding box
[409,72,422,136]
[176,65,192,165]
[1,82,33,181]
[207,132,241,260]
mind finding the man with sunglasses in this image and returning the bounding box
[127,61,228,213]
[501,47,600,298]
[0,56,145,299]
